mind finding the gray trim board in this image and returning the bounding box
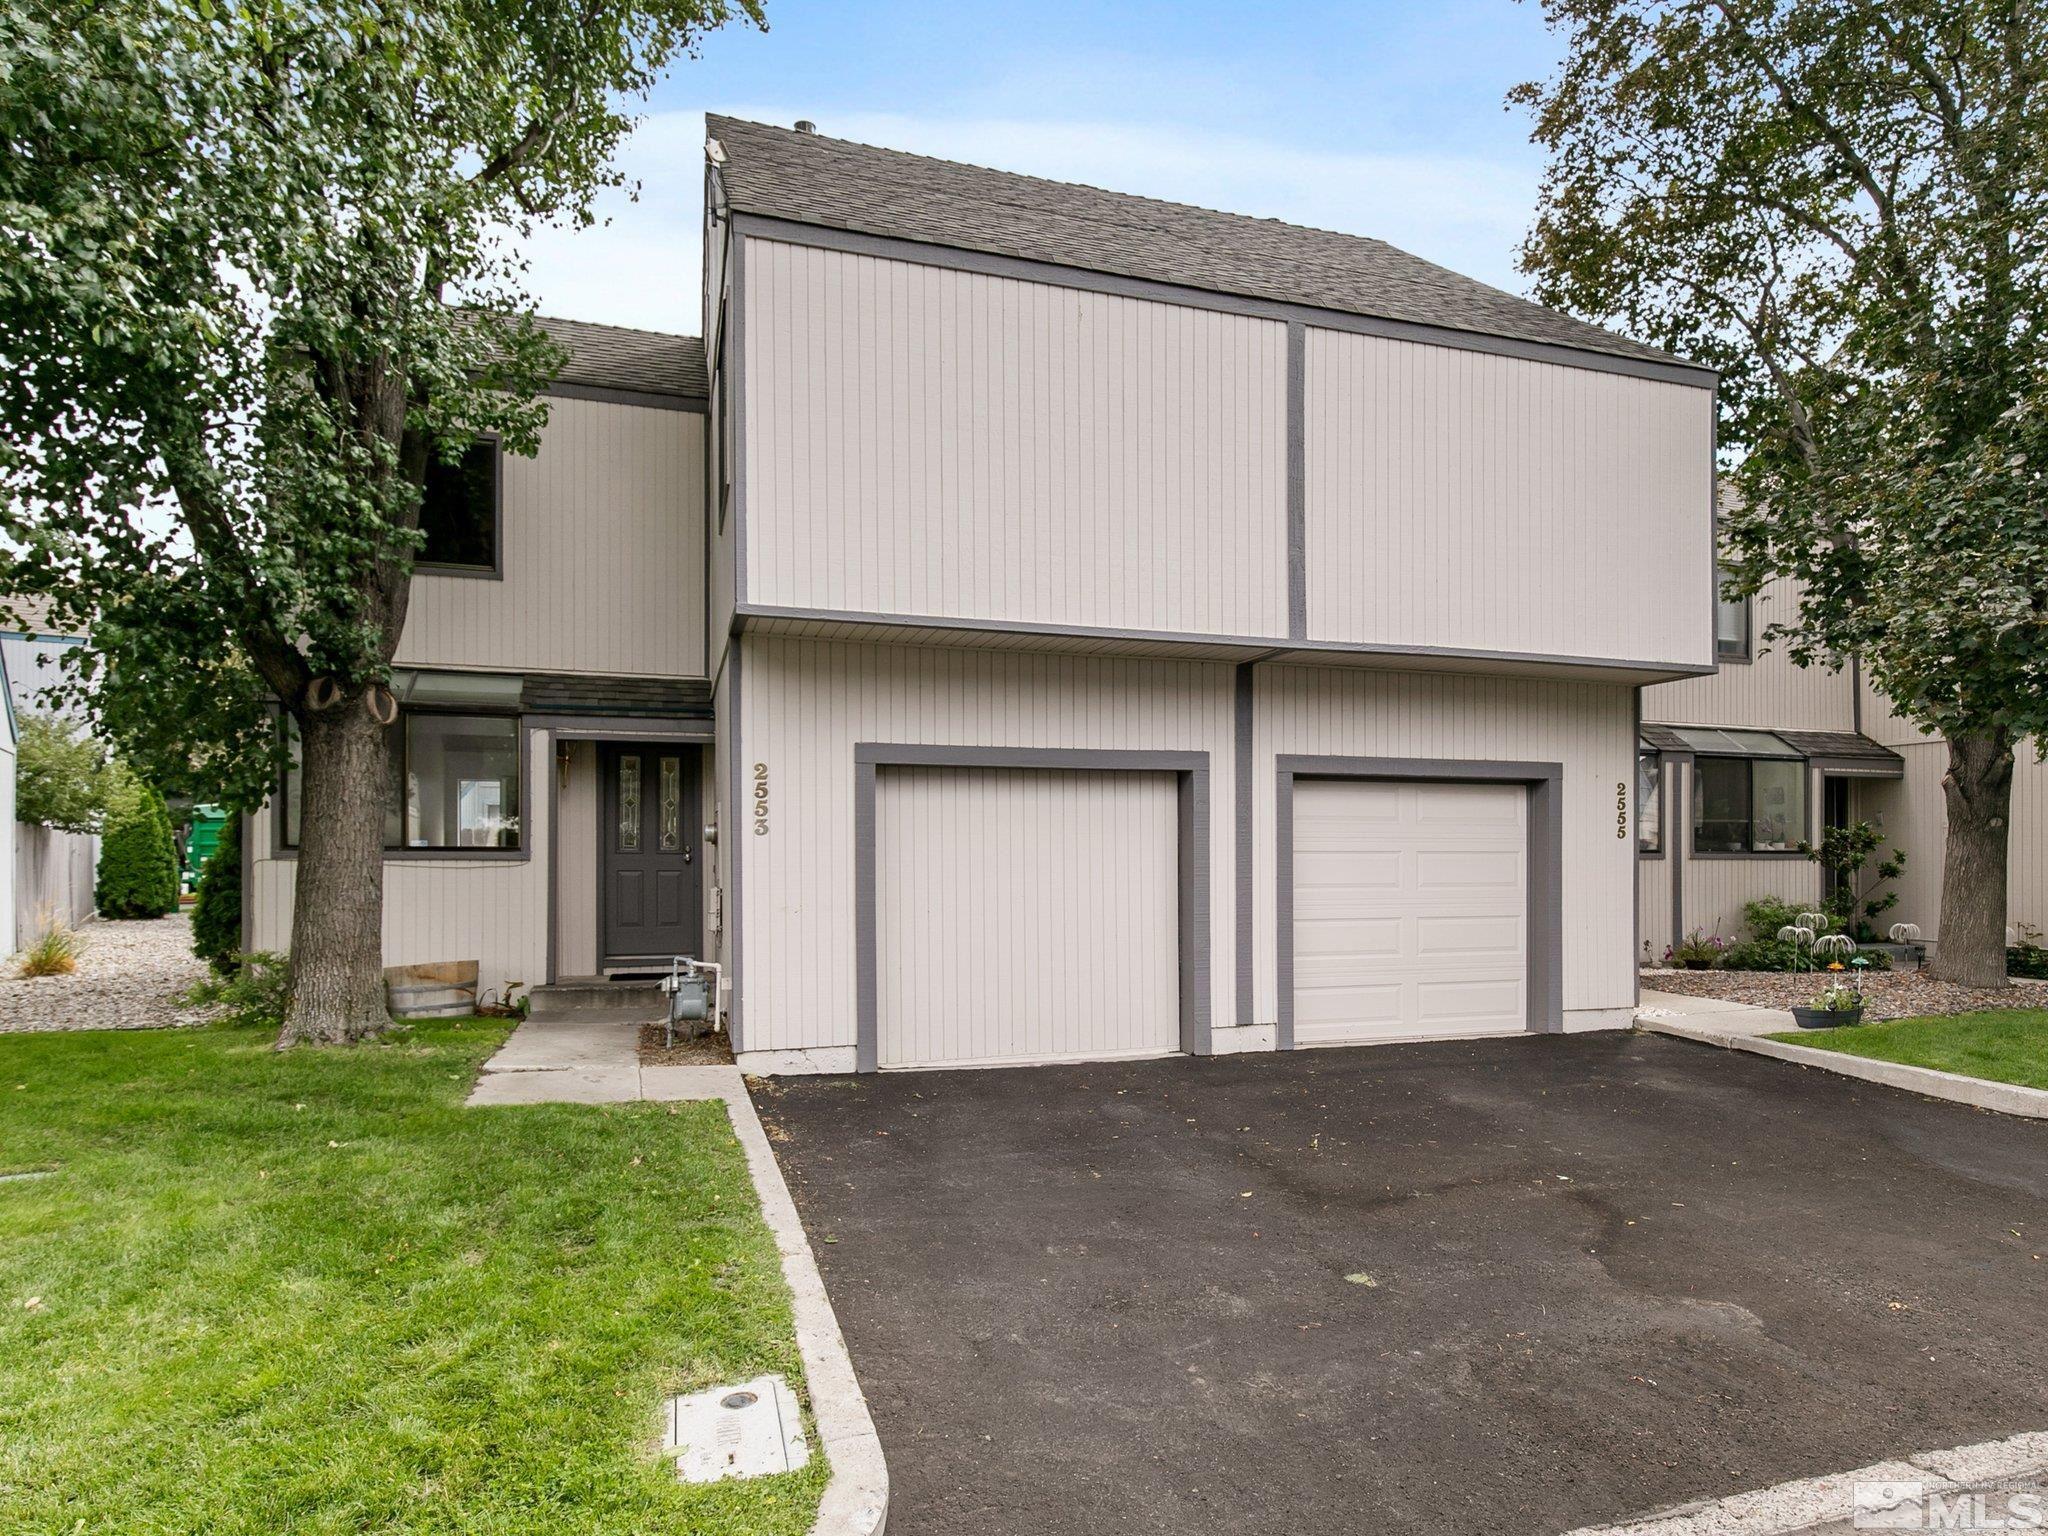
[1670,758,1685,944]
[542,381,708,414]
[524,714,717,743]
[733,603,1718,681]
[1285,321,1306,639]
[1809,756,1906,780]
[1632,688,1642,1001]
[1273,756,1566,1048]
[1234,663,1257,1028]
[851,744,1213,1073]
[728,642,745,1053]
[732,215,1718,390]
[546,731,560,985]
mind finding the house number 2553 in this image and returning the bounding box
[752,763,770,835]
[1615,780,1629,839]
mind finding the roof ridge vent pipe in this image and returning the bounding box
[793,119,818,134]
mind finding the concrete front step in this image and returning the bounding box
[528,981,668,1022]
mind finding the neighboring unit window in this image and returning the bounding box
[419,439,499,571]
[1638,751,1663,854]
[1693,755,1805,853]
[282,711,519,851]
[1716,565,1751,660]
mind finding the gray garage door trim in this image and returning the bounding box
[1275,755,1563,1049]
[854,744,1212,1073]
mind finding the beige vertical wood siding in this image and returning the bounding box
[1643,575,1854,729]
[874,766,1181,1068]
[1856,742,2048,945]
[247,727,552,1003]
[1302,329,1713,668]
[1680,854,1822,946]
[737,637,1236,1057]
[556,742,599,977]
[741,237,1290,637]
[1252,663,1638,1024]
[396,397,707,678]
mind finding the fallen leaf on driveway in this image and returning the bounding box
[1345,1273,1378,1288]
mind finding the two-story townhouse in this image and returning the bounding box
[1639,560,2048,956]
[250,117,1719,1073]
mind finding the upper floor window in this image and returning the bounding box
[282,707,521,852]
[1715,565,1751,661]
[418,438,500,574]
[1638,749,1663,854]
[1693,754,1805,854]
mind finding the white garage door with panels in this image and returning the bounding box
[874,765,1182,1070]
[1291,778,1528,1045]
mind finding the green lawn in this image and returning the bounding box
[1769,1008,2048,1091]
[0,1017,824,1535]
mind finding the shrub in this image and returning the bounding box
[2009,926,2048,979]
[1666,929,1726,965]
[1739,896,1836,944]
[185,951,291,1030]
[190,816,243,974]
[1718,936,1812,972]
[95,781,180,919]
[17,911,82,978]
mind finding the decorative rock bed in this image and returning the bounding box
[1,912,215,1034]
[1642,966,2048,1021]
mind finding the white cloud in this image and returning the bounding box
[515,106,1541,338]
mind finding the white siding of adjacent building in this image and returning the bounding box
[1252,662,1639,1031]
[396,397,707,679]
[1302,330,1714,669]
[247,726,553,1004]
[740,236,1291,640]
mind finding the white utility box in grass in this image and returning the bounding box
[663,1374,810,1483]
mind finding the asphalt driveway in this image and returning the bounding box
[754,1032,2048,1536]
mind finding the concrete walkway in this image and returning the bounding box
[467,1015,741,1106]
[1636,987,2048,1121]
[466,1014,890,1536]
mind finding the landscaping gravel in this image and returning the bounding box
[1,912,214,1033]
[1642,966,2048,1020]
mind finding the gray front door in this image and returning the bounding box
[600,744,701,964]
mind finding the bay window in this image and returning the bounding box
[1693,753,1806,853]
[1638,749,1663,854]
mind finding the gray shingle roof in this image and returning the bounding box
[522,671,713,719]
[534,315,707,401]
[1777,730,1905,766]
[706,116,1696,372]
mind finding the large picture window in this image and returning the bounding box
[1693,755,1805,853]
[282,711,520,851]
[418,439,500,573]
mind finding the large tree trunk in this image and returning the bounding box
[1926,730,2014,988]
[278,697,393,1046]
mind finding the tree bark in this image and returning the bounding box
[1926,730,2014,988]
[277,696,393,1046]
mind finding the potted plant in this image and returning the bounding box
[1792,980,1864,1030]
[1666,930,1724,970]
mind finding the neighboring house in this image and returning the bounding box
[1640,564,2046,956]
[248,117,1719,1072]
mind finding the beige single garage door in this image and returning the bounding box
[875,765,1181,1070]
[1292,779,1527,1046]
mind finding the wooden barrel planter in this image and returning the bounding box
[383,960,479,1019]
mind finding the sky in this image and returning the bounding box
[517,0,1568,336]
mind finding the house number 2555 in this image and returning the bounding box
[1615,780,1629,839]
[752,763,770,835]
